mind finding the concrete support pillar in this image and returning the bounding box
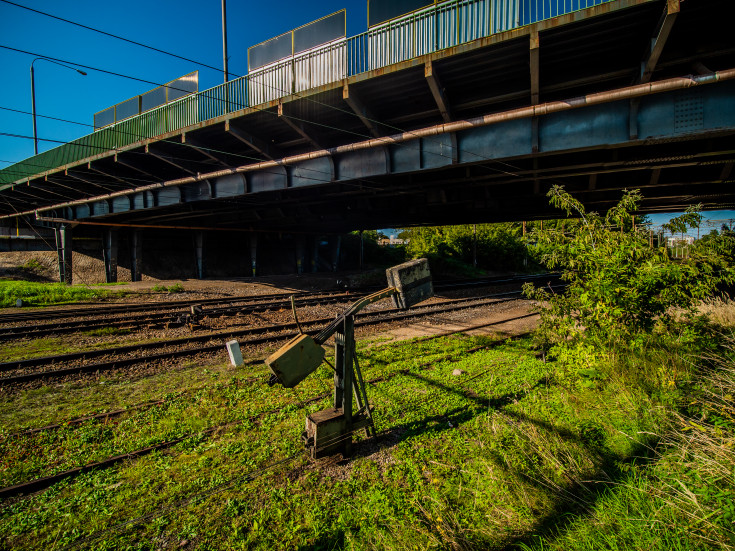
[331,235,341,272]
[130,230,143,282]
[472,224,477,268]
[311,235,319,273]
[296,236,305,275]
[103,229,118,283]
[359,230,364,272]
[249,234,257,277]
[54,225,72,285]
[194,231,204,279]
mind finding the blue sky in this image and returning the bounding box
[0,0,367,164]
[0,0,732,230]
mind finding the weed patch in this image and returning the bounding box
[0,281,126,308]
[151,283,185,293]
[83,327,131,337]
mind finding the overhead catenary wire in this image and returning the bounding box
[0,100,487,216]
[0,129,392,209]
[0,4,553,216]
[0,40,524,188]
[0,0,240,80]
[0,62,418,198]
[0,0,527,177]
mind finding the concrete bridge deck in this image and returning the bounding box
[0,0,733,236]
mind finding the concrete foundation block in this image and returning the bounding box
[226,340,244,367]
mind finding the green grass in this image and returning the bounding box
[0,333,164,364]
[0,281,127,308]
[150,283,185,293]
[83,327,131,337]
[0,335,732,550]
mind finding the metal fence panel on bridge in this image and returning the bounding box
[198,77,249,120]
[248,59,294,106]
[519,0,614,26]
[367,0,519,71]
[294,39,347,93]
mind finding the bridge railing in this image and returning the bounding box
[0,0,615,187]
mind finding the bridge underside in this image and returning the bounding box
[2,0,734,235]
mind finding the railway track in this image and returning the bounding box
[0,273,558,340]
[0,328,530,500]
[0,288,547,385]
[0,291,363,341]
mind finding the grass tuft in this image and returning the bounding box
[0,334,732,549]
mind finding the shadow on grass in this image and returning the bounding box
[295,529,345,551]
[352,369,660,551]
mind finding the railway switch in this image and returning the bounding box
[265,258,433,459]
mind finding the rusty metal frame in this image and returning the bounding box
[1,66,730,221]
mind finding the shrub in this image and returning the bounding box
[524,186,734,359]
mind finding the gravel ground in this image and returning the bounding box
[0,275,540,394]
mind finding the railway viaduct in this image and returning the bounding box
[0,0,733,281]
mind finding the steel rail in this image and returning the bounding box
[0,290,546,384]
[0,273,553,324]
[0,289,319,324]
[0,274,557,337]
[0,292,369,341]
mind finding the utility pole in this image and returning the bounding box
[221,0,229,83]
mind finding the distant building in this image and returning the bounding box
[378,235,409,246]
[667,236,695,246]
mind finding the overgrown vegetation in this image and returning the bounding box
[0,281,126,308]
[399,223,535,276]
[524,186,734,368]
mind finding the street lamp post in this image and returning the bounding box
[30,58,87,155]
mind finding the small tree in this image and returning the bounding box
[524,186,733,362]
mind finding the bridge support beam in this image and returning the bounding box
[640,0,680,84]
[530,31,540,105]
[114,154,163,182]
[194,231,204,279]
[343,82,381,138]
[278,101,324,150]
[87,162,129,187]
[425,60,452,123]
[145,145,197,177]
[530,31,540,153]
[65,169,115,193]
[182,133,230,167]
[54,225,72,285]
[103,229,118,283]
[225,120,280,160]
[130,230,143,282]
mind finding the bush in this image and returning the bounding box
[524,186,734,360]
